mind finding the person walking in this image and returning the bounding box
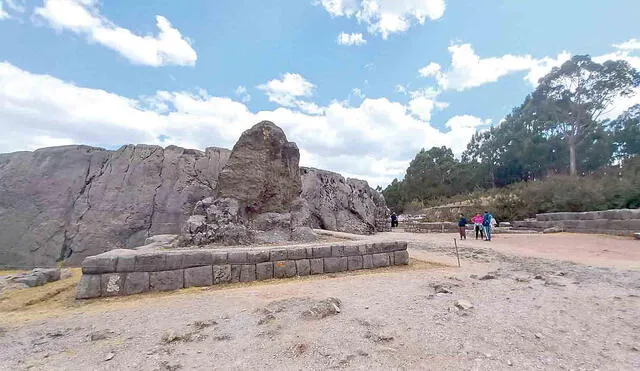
[471,213,484,240]
[457,213,468,240]
[482,211,494,241]
[390,212,398,228]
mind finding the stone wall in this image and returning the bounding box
[76,241,409,299]
[512,209,640,236]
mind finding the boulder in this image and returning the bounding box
[216,121,301,215]
[181,122,316,246]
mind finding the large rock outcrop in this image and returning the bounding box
[181,121,315,245]
[0,145,230,267]
[301,167,390,234]
[0,121,391,268]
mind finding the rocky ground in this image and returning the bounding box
[0,232,638,370]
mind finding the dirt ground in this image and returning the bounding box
[0,231,639,370]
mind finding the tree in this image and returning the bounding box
[610,104,640,159]
[529,55,639,176]
[403,147,459,204]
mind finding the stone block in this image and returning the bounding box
[324,257,348,273]
[364,243,377,255]
[182,250,214,268]
[274,260,297,278]
[184,266,213,287]
[115,255,135,272]
[164,253,183,270]
[213,265,232,284]
[212,251,228,265]
[363,255,373,269]
[358,245,367,255]
[124,272,150,295]
[82,255,117,274]
[101,273,125,297]
[343,245,360,256]
[228,251,248,265]
[231,265,241,283]
[31,268,61,282]
[394,250,409,265]
[247,250,270,263]
[270,249,287,261]
[312,245,332,258]
[331,245,345,257]
[347,255,363,271]
[256,262,274,280]
[134,253,166,272]
[310,258,324,275]
[296,259,311,276]
[287,247,308,260]
[372,253,390,268]
[149,270,183,292]
[240,265,256,282]
[76,274,101,299]
[388,252,395,265]
[397,241,408,251]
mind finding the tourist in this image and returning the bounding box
[471,213,484,240]
[482,211,494,241]
[457,213,468,240]
[391,212,398,228]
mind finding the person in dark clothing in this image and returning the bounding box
[390,212,398,228]
[457,213,467,240]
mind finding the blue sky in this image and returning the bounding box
[1,0,639,187]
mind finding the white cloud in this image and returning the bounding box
[319,0,445,39]
[351,87,365,99]
[234,85,251,103]
[257,73,315,106]
[337,32,367,46]
[0,62,489,188]
[0,0,24,19]
[420,43,571,91]
[613,39,640,51]
[257,73,324,114]
[34,0,197,67]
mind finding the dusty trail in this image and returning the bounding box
[0,232,638,370]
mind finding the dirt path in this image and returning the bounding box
[388,231,640,269]
[0,232,638,370]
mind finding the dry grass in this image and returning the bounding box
[0,258,445,325]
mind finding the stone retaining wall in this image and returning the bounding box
[513,219,640,236]
[536,209,640,222]
[76,241,409,299]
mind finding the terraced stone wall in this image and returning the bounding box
[76,241,409,299]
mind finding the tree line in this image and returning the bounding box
[384,55,640,213]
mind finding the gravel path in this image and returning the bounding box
[0,232,638,370]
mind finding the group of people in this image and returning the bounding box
[457,211,496,241]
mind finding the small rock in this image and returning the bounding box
[433,284,452,294]
[479,274,496,280]
[507,360,513,366]
[364,306,369,310]
[534,333,543,339]
[515,276,530,283]
[469,274,478,279]
[103,352,115,362]
[631,346,639,352]
[258,313,277,325]
[90,329,115,341]
[454,300,474,310]
[534,275,544,280]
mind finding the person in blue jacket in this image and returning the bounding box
[482,211,494,241]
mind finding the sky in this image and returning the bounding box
[0,0,639,188]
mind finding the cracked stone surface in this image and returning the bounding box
[0,145,230,267]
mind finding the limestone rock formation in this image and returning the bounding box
[0,121,391,268]
[301,167,390,234]
[0,145,230,267]
[181,121,315,245]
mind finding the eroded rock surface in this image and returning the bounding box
[301,167,390,234]
[181,122,314,245]
[0,145,230,267]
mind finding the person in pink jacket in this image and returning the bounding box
[471,214,484,240]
